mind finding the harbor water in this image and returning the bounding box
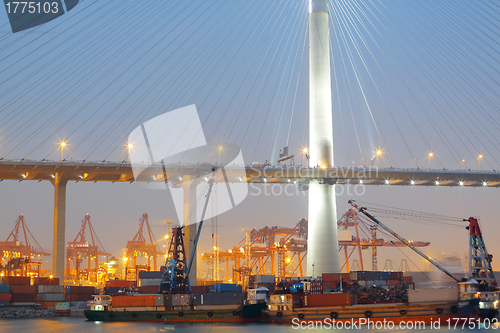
[0,317,489,332]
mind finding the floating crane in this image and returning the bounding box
[66,214,111,283]
[158,180,215,293]
[0,214,49,277]
[348,199,499,318]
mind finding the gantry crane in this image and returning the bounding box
[201,211,431,283]
[0,214,49,277]
[66,214,111,283]
[123,213,164,280]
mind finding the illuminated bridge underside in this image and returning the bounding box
[0,160,499,187]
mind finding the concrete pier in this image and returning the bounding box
[51,172,68,282]
[307,0,339,276]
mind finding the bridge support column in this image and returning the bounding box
[307,0,339,276]
[51,172,68,283]
[182,178,199,286]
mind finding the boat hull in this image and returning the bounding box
[263,300,481,324]
[84,303,267,322]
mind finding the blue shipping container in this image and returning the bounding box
[138,271,163,279]
[357,271,366,280]
[0,285,10,293]
[0,302,9,306]
[380,272,391,280]
[209,283,242,293]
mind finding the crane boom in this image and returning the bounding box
[348,200,460,282]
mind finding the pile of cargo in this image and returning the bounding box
[249,275,275,292]
[104,280,136,294]
[65,286,95,302]
[138,271,163,294]
[2,276,36,306]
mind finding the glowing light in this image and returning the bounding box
[385,180,390,185]
[435,180,440,185]
[459,181,464,186]
[217,145,224,153]
[127,142,133,150]
[60,141,66,148]
[321,165,326,169]
[483,182,488,187]
[285,258,291,263]
[410,180,415,185]
[359,179,363,184]
[428,152,434,157]
[302,147,309,154]
[264,178,268,182]
[479,154,483,159]
[164,235,169,240]
[287,179,291,182]
[376,150,382,156]
[122,257,128,262]
[49,275,53,279]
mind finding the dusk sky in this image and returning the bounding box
[0,0,499,279]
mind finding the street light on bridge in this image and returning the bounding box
[59,141,67,161]
[478,154,483,169]
[428,151,434,167]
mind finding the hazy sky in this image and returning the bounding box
[0,0,499,278]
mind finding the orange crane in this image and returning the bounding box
[201,212,430,283]
[123,213,164,280]
[66,214,111,284]
[0,214,49,277]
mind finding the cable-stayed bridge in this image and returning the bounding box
[0,0,498,282]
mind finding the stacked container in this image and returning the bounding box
[209,283,242,293]
[65,286,96,302]
[37,284,65,308]
[0,283,11,306]
[112,294,164,312]
[3,277,36,305]
[191,292,243,310]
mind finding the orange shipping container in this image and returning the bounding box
[321,273,351,283]
[33,278,59,286]
[387,280,400,285]
[2,276,30,285]
[41,301,57,309]
[105,280,137,288]
[0,293,11,302]
[112,295,157,307]
[10,285,36,294]
[304,293,351,308]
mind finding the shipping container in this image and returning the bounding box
[374,280,387,287]
[38,293,65,302]
[56,302,70,310]
[172,294,189,306]
[138,286,159,294]
[349,271,358,281]
[0,293,11,302]
[387,280,400,285]
[357,271,366,281]
[40,301,57,309]
[191,285,209,294]
[403,276,413,284]
[391,272,403,280]
[10,285,36,294]
[112,307,158,312]
[11,302,37,306]
[304,293,351,307]
[0,285,10,293]
[139,278,161,287]
[209,283,242,293]
[37,285,65,294]
[2,276,30,285]
[380,272,391,280]
[193,304,240,310]
[191,292,243,306]
[138,271,163,279]
[105,280,137,288]
[408,288,458,303]
[103,287,122,294]
[0,302,9,306]
[33,277,59,286]
[65,293,93,301]
[112,295,158,307]
[365,271,379,281]
[11,293,36,302]
[251,275,275,283]
[65,286,96,294]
